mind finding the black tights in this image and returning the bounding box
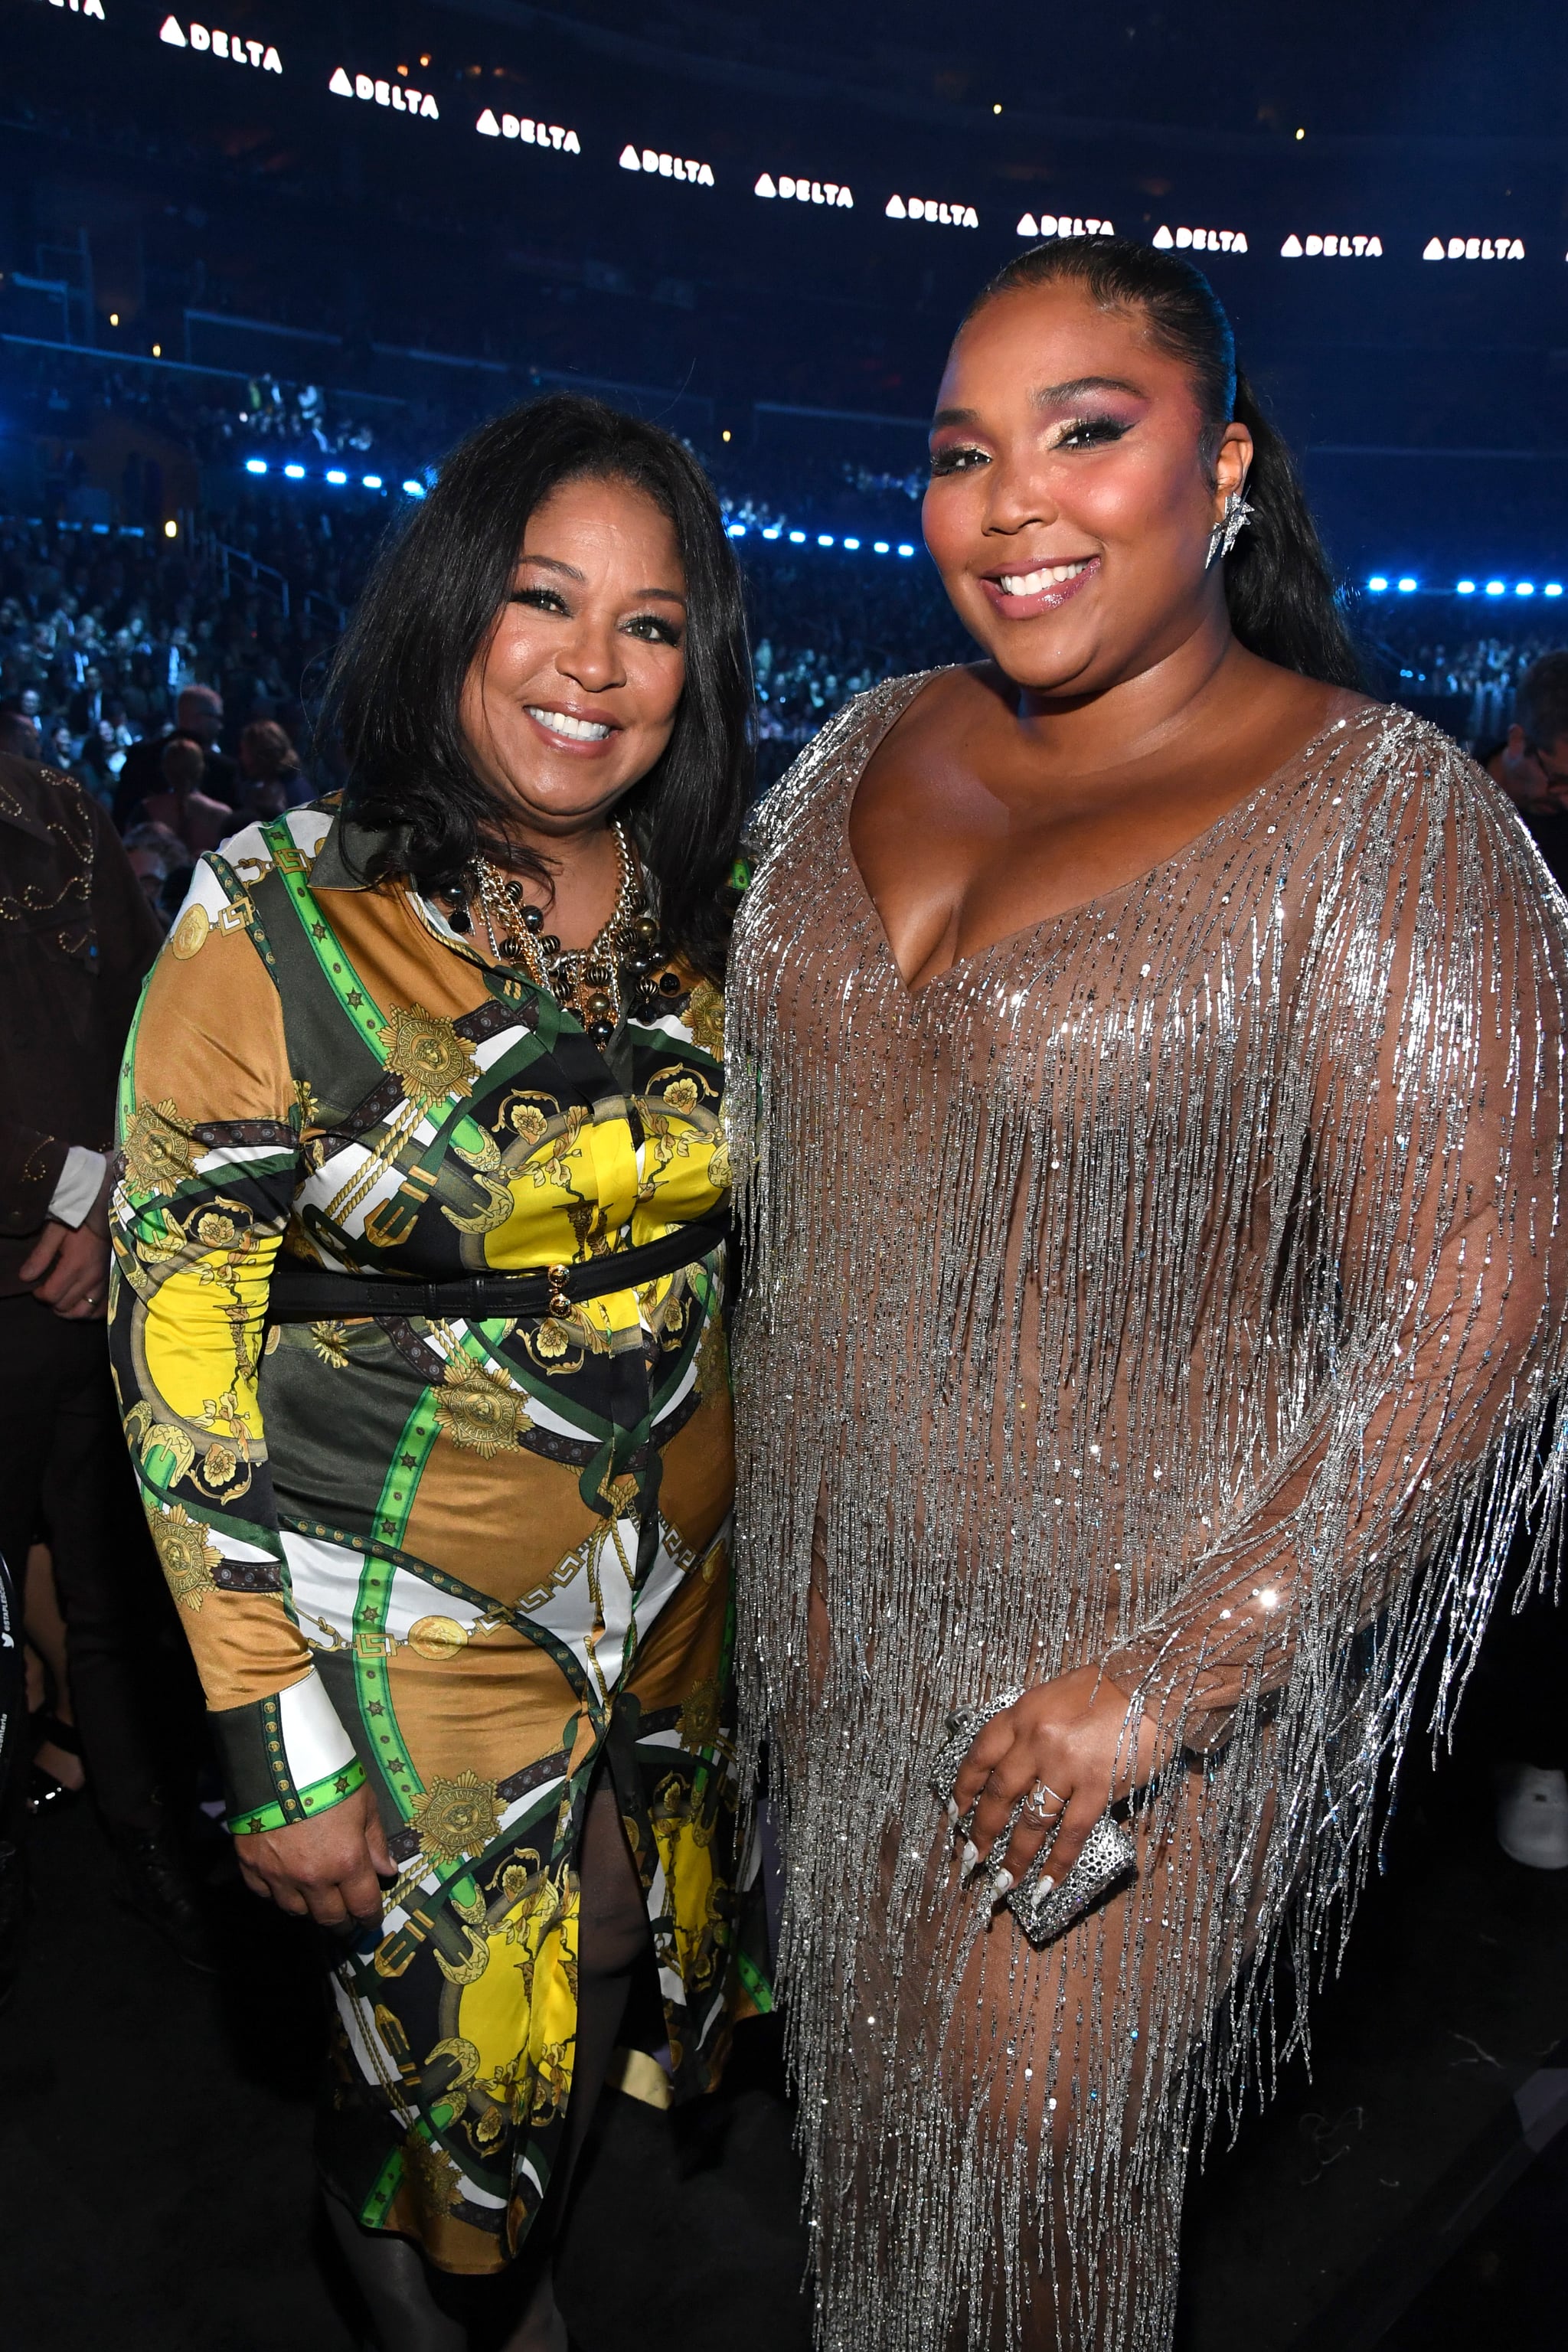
[328,1775,648,2352]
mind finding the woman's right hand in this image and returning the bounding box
[234,1779,394,1928]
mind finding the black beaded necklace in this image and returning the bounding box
[441,821,678,1040]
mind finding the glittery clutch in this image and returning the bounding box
[1005,1811,1138,1947]
[930,1696,1138,1949]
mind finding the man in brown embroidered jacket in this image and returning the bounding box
[0,750,211,1967]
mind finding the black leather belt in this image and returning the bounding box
[266,1215,730,1325]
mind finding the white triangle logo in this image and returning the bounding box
[1279,234,1304,258]
[754,173,776,198]
[885,193,906,218]
[328,67,352,97]
[475,109,500,136]
[158,14,187,44]
[619,143,642,170]
[1422,236,1444,260]
[1014,213,1037,237]
[1152,224,1174,250]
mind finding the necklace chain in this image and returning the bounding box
[460,821,661,1039]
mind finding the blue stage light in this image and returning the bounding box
[402,479,426,498]
[1367,575,1388,592]
[1516,581,1535,595]
[1547,583,1564,598]
[245,458,268,475]
[283,463,306,480]
[325,469,348,485]
[1457,580,1476,594]
[1485,580,1506,596]
[361,475,383,490]
[874,541,890,554]
[726,522,746,538]
[1396,577,1417,593]
[897,544,915,557]
[844,537,861,550]
[761,525,781,540]
[818,534,835,547]
[788,530,806,544]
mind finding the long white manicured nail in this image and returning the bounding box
[1037,1875,1054,1893]
[960,1839,978,1874]
[946,1798,959,1824]
[991,1869,1014,1896]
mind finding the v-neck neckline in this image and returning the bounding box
[838,676,1372,1000]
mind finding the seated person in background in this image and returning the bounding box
[234,717,308,821]
[1482,649,1568,892]
[120,820,191,933]
[112,682,237,827]
[128,735,233,856]
[0,709,41,763]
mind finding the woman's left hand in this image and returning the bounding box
[950,1664,1173,1893]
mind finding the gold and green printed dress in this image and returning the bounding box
[109,802,754,2274]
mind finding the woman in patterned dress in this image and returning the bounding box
[111,397,756,2350]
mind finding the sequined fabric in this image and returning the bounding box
[727,676,1568,2350]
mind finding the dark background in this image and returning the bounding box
[2,0,1566,577]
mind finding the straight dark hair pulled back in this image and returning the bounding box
[324,393,753,979]
[967,238,1364,690]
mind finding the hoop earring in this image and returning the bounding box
[1206,486,1255,570]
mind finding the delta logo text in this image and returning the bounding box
[1015,212,1116,240]
[755,174,854,210]
[1423,234,1524,261]
[888,194,979,227]
[1153,224,1248,253]
[619,145,715,186]
[479,110,580,152]
[1281,232,1383,258]
[331,70,438,119]
[158,16,280,69]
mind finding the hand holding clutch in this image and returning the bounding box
[931,1668,1158,1947]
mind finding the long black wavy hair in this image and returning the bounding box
[324,394,753,979]
[965,237,1365,690]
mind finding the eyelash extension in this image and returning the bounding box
[929,444,987,478]
[1053,413,1130,451]
[928,415,1132,477]
[510,586,569,612]
[627,614,683,646]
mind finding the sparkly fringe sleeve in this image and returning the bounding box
[1101,734,1568,1772]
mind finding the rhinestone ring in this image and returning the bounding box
[1023,1780,1065,1820]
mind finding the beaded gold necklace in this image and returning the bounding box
[445,821,671,1040]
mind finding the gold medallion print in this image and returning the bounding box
[410,1771,501,1868]
[121,1098,204,1199]
[153,1504,221,1612]
[170,902,210,961]
[407,1615,469,1662]
[379,1005,479,1105]
[684,978,725,1060]
[434,1358,531,1456]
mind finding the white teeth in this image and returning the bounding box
[997,559,1093,597]
[528,707,612,742]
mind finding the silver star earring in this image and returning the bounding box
[1206,485,1255,570]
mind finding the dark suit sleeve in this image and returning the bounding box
[0,1116,68,1237]
[88,796,162,1032]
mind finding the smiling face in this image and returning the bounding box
[458,472,688,840]
[923,280,1252,699]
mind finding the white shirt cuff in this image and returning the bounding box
[47,1145,107,1229]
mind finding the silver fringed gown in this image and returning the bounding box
[726,678,1568,2351]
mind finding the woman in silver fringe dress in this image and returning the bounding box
[727,239,1568,2350]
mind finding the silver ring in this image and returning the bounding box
[1023,1780,1064,1820]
